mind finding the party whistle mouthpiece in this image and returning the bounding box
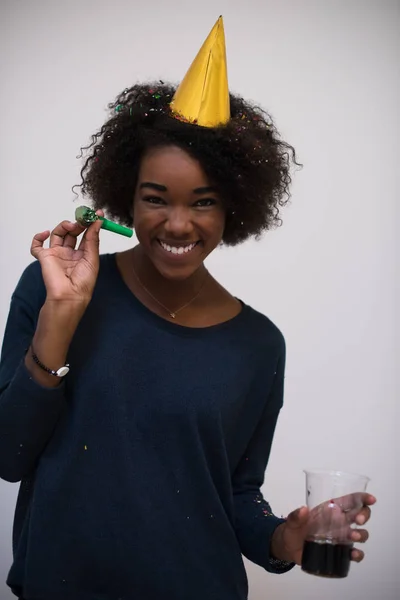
[75,206,133,238]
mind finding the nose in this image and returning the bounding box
[164,206,194,238]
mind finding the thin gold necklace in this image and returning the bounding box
[131,261,209,319]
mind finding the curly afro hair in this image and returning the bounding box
[77,82,300,246]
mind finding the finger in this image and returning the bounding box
[361,494,377,506]
[31,231,50,258]
[356,506,371,526]
[49,220,84,248]
[351,548,364,563]
[78,219,102,260]
[62,222,87,249]
[334,493,376,522]
[351,528,369,543]
[286,506,309,529]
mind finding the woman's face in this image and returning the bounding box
[132,145,226,280]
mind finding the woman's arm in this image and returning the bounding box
[0,262,79,482]
[232,342,295,573]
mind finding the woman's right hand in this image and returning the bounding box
[30,211,104,306]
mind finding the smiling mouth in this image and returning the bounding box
[157,239,200,255]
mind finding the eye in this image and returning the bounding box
[142,196,166,205]
[193,198,217,208]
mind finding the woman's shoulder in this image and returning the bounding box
[97,252,120,284]
[207,277,285,345]
[11,254,115,309]
[15,254,114,296]
[12,259,45,306]
[239,301,286,353]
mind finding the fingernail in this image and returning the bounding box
[358,516,365,525]
[352,532,361,541]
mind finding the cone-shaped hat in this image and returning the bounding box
[170,16,230,127]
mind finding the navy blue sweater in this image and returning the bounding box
[0,253,293,600]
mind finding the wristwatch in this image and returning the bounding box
[31,347,70,377]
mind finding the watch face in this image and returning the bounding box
[56,366,70,377]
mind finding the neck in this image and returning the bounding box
[132,244,208,308]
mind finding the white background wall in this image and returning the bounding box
[0,0,398,599]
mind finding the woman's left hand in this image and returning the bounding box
[272,493,376,565]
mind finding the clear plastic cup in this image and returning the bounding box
[301,469,370,578]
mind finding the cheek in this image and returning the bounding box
[132,206,159,233]
[132,215,152,248]
[205,211,226,239]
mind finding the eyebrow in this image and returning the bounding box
[139,182,167,192]
[193,186,217,194]
[139,182,218,194]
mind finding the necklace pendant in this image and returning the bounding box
[170,312,176,319]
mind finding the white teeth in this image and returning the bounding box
[159,241,197,255]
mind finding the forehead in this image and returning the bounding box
[138,146,211,188]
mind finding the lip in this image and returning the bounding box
[158,238,199,246]
[155,239,201,260]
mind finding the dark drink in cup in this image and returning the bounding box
[301,539,352,578]
[301,470,369,578]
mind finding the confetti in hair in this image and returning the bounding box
[77,81,300,248]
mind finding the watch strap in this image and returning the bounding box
[31,347,70,377]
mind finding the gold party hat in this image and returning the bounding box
[170,16,230,128]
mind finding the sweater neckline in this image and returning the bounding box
[104,252,251,337]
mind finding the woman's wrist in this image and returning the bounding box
[270,522,295,564]
[24,300,84,387]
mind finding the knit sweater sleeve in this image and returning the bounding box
[0,262,66,483]
[232,340,295,574]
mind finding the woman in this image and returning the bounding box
[0,18,374,600]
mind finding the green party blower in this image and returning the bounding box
[75,206,133,238]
